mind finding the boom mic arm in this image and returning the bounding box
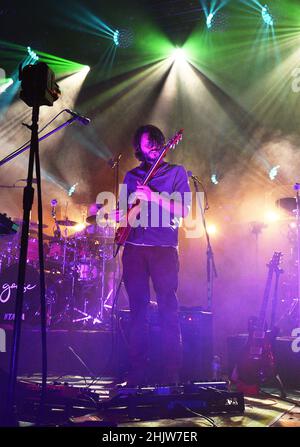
[65,109,90,126]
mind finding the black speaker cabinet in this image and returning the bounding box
[117,308,213,382]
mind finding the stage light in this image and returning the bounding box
[74,223,86,232]
[27,46,39,61]
[113,30,120,46]
[265,210,280,222]
[211,174,219,185]
[0,78,13,94]
[113,28,134,48]
[68,183,79,197]
[207,224,217,235]
[261,5,274,26]
[171,47,187,62]
[206,13,215,29]
[269,165,280,180]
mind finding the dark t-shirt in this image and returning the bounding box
[120,161,191,247]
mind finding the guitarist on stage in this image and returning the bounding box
[116,124,191,386]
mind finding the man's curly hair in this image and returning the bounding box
[133,125,165,161]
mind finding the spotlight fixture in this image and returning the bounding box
[27,46,39,61]
[261,5,274,26]
[68,182,79,197]
[171,47,187,62]
[113,28,134,48]
[207,224,217,235]
[265,210,280,223]
[269,165,280,181]
[211,174,219,185]
[206,13,215,29]
[74,223,86,232]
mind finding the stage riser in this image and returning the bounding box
[0,311,213,381]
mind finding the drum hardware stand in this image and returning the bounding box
[72,307,94,324]
[189,173,217,311]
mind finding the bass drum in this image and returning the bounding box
[0,264,40,325]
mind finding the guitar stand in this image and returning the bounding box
[274,373,286,399]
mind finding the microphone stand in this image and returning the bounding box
[191,176,217,311]
[2,114,79,426]
[4,103,44,425]
[0,115,79,167]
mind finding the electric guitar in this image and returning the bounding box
[114,129,183,251]
[233,252,283,387]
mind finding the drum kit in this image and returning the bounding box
[0,207,119,328]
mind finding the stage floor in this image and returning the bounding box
[15,374,300,428]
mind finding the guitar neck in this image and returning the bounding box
[258,269,273,329]
[142,147,168,185]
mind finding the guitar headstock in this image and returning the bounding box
[169,129,183,150]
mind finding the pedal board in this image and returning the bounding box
[100,381,245,419]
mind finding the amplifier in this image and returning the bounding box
[117,307,213,382]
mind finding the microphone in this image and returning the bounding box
[65,109,90,126]
[51,198,61,238]
[51,198,58,218]
[108,153,122,168]
[187,170,201,182]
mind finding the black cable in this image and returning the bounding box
[178,404,218,427]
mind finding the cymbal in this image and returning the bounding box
[86,214,114,225]
[276,197,297,214]
[86,215,97,225]
[56,219,78,227]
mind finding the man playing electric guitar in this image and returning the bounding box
[115,124,191,386]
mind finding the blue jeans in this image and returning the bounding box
[122,244,182,384]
